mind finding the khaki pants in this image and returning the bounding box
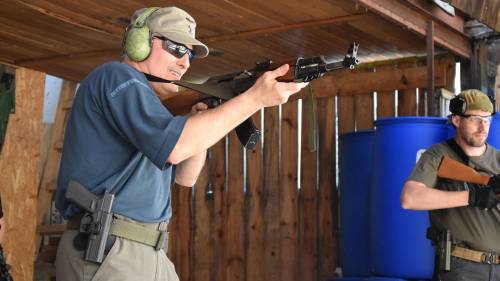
[56,226,178,281]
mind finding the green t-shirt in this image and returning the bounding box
[408,141,500,252]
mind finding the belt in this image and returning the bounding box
[452,246,500,265]
[68,214,168,251]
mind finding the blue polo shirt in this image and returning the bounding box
[55,62,187,223]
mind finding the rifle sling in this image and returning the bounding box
[446,138,469,164]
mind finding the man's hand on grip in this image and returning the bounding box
[468,183,499,209]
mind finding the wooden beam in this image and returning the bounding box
[311,62,450,97]
[357,0,471,58]
[0,67,44,281]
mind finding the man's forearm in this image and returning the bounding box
[401,180,469,210]
[174,150,207,187]
[169,93,260,164]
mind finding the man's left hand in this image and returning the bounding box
[189,102,209,116]
[488,174,500,196]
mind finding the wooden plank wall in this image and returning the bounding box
[166,57,456,281]
[169,94,338,281]
[0,68,44,281]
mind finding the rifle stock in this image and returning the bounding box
[437,156,490,185]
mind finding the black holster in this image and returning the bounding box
[427,227,452,275]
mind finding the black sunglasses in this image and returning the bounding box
[155,36,194,61]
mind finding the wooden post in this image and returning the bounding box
[0,67,44,281]
[496,64,500,112]
[427,20,436,116]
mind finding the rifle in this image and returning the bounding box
[437,155,500,194]
[160,42,360,150]
[0,245,13,281]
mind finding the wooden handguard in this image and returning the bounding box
[437,156,490,185]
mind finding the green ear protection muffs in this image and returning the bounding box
[123,7,159,62]
[449,95,467,115]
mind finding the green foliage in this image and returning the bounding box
[0,66,15,154]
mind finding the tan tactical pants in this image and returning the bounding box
[55,229,179,281]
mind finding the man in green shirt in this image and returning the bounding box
[401,89,500,281]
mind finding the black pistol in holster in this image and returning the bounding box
[65,180,115,263]
[426,227,452,272]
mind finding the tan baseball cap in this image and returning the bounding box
[132,7,209,58]
[459,89,494,114]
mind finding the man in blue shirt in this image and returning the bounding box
[55,6,308,281]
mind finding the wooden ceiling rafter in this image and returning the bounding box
[357,0,471,58]
[0,0,473,82]
[15,12,369,67]
[14,0,123,38]
[405,0,467,35]
[202,13,368,43]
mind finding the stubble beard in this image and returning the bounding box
[460,129,487,147]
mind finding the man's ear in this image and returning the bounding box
[451,115,460,128]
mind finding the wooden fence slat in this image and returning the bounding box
[1,68,44,281]
[225,132,245,281]
[398,89,417,116]
[299,98,318,281]
[263,106,281,281]
[397,61,418,117]
[245,112,264,281]
[355,94,374,130]
[338,96,355,135]
[168,184,178,258]
[317,97,337,281]
[419,88,427,116]
[376,65,396,119]
[212,140,227,281]
[377,91,395,119]
[177,184,193,281]
[280,101,299,281]
[192,163,211,281]
[443,57,456,92]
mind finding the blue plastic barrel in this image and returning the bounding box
[365,277,406,281]
[327,277,366,281]
[370,117,449,279]
[486,114,500,149]
[328,277,410,281]
[339,131,374,277]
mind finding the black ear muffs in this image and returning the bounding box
[449,95,467,115]
[123,7,159,62]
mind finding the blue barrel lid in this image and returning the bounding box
[374,116,448,127]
